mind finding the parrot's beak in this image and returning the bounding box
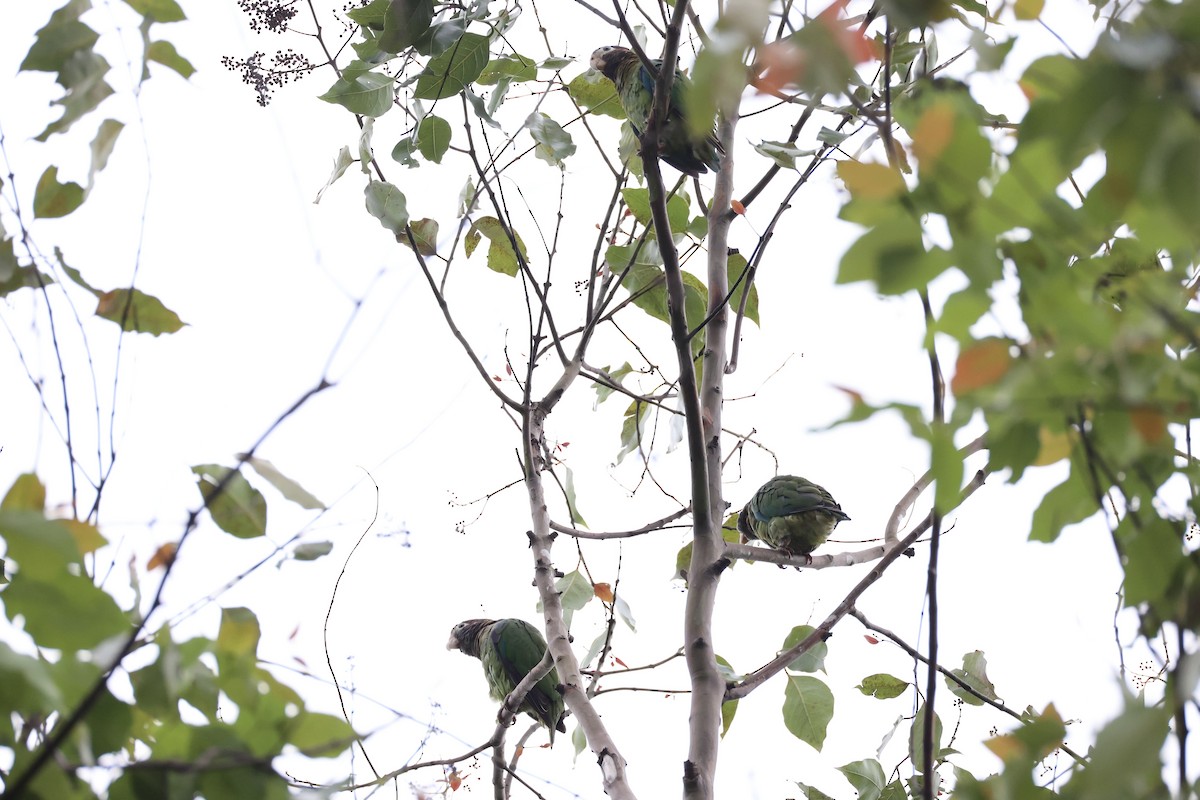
[446,634,459,650]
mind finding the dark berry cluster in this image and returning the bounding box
[237,0,299,34]
[221,49,316,106]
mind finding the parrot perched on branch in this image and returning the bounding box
[589,45,723,177]
[737,475,850,559]
[447,618,567,743]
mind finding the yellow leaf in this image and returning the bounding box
[951,339,1013,395]
[912,102,956,170]
[984,733,1024,761]
[837,160,906,200]
[1032,426,1072,466]
[64,519,107,555]
[1015,0,1044,20]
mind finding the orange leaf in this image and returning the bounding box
[1130,406,1167,443]
[864,635,879,644]
[833,384,864,405]
[147,542,177,571]
[951,339,1013,395]
[731,199,745,215]
[614,655,628,668]
[752,41,806,97]
[448,770,462,791]
[594,582,614,602]
[817,0,880,64]
[912,101,956,170]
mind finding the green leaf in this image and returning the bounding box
[593,362,633,406]
[621,188,689,234]
[217,607,261,659]
[364,180,409,235]
[0,263,54,297]
[606,240,663,272]
[0,639,63,711]
[319,71,394,117]
[837,214,946,294]
[468,216,526,276]
[783,625,827,673]
[783,674,834,751]
[291,541,334,561]
[616,399,652,464]
[22,5,99,72]
[564,466,588,528]
[909,702,942,773]
[478,53,536,85]
[714,654,738,737]
[146,39,195,77]
[391,137,419,167]
[123,0,186,22]
[405,218,439,255]
[2,473,46,512]
[947,650,999,706]
[526,112,576,167]
[348,0,389,28]
[95,288,186,335]
[794,782,838,800]
[0,237,17,283]
[192,465,268,539]
[567,72,624,119]
[416,115,452,163]
[838,759,888,800]
[1029,466,1097,542]
[286,712,356,757]
[0,511,85,578]
[314,146,355,203]
[1123,517,1185,607]
[413,18,466,57]
[685,44,741,139]
[537,569,593,629]
[238,455,325,510]
[4,571,128,650]
[726,251,760,325]
[1063,701,1169,799]
[753,140,815,170]
[38,50,116,141]
[721,698,738,738]
[614,594,637,632]
[33,166,84,218]
[379,0,434,53]
[931,424,964,514]
[857,673,908,699]
[413,32,489,100]
[86,119,124,194]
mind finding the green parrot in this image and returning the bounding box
[589,45,723,177]
[737,475,850,559]
[447,618,566,743]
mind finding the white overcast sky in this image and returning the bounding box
[1,1,1187,797]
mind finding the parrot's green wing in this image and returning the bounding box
[590,45,722,176]
[453,618,564,743]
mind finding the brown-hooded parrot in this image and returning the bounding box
[589,44,723,177]
[737,475,850,559]
[447,618,566,743]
